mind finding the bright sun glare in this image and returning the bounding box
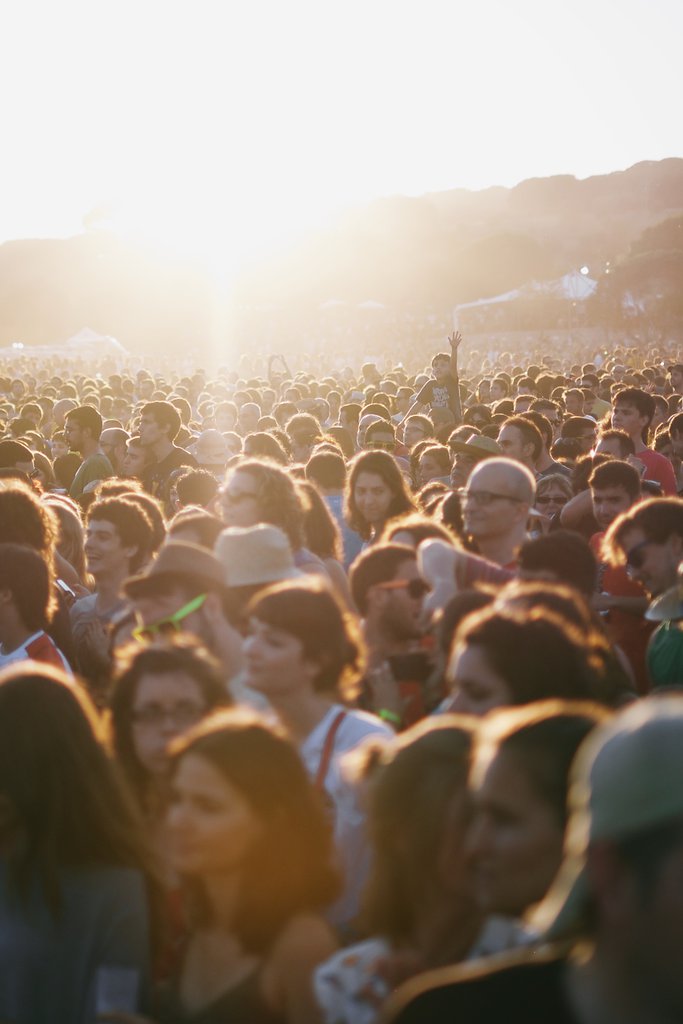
[96,186,345,285]
[0,0,680,287]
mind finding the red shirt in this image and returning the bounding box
[637,448,677,495]
[590,533,654,693]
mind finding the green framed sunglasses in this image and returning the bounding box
[132,593,208,643]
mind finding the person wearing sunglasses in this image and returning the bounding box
[604,497,683,689]
[533,473,573,531]
[122,541,246,697]
[350,543,435,727]
[364,419,398,454]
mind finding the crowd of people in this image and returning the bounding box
[1,330,683,1023]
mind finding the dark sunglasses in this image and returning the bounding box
[375,578,430,599]
[625,539,654,573]
[456,488,524,507]
[132,593,207,642]
[535,494,568,506]
[366,440,396,451]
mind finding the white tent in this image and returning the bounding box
[62,327,128,354]
[454,269,598,317]
[547,270,598,301]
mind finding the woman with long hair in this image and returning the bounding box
[44,492,89,587]
[299,480,353,607]
[0,661,158,1022]
[345,451,416,544]
[218,458,329,579]
[315,717,527,1024]
[467,700,610,921]
[445,606,614,716]
[110,639,231,837]
[157,711,339,1023]
[243,580,392,931]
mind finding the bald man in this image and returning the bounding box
[99,427,129,475]
[460,457,536,568]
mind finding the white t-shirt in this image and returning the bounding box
[300,705,393,931]
[0,631,72,674]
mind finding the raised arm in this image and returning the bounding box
[448,331,463,426]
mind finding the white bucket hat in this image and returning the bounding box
[214,524,303,588]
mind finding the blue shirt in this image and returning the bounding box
[0,862,150,1023]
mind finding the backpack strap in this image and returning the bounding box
[315,710,347,791]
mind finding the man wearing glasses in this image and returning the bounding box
[604,497,683,689]
[363,420,410,469]
[558,416,598,457]
[529,398,563,440]
[363,419,397,453]
[458,457,536,569]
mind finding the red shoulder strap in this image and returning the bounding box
[25,633,63,669]
[315,711,346,791]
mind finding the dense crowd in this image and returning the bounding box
[1,331,683,1023]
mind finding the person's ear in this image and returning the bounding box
[366,585,388,615]
[586,841,639,931]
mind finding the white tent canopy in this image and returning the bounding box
[455,268,598,314]
[0,327,128,364]
[62,327,128,354]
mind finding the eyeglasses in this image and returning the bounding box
[132,593,208,642]
[456,489,524,507]
[535,494,568,506]
[366,440,396,451]
[219,488,259,505]
[625,539,654,575]
[132,701,206,729]
[374,578,430,599]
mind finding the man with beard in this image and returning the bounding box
[350,543,433,726]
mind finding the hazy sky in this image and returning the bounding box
[3,0,681,272]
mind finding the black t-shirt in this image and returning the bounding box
[142,446,197,506]
[390,954,579,1024]
[416,376,459,414]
